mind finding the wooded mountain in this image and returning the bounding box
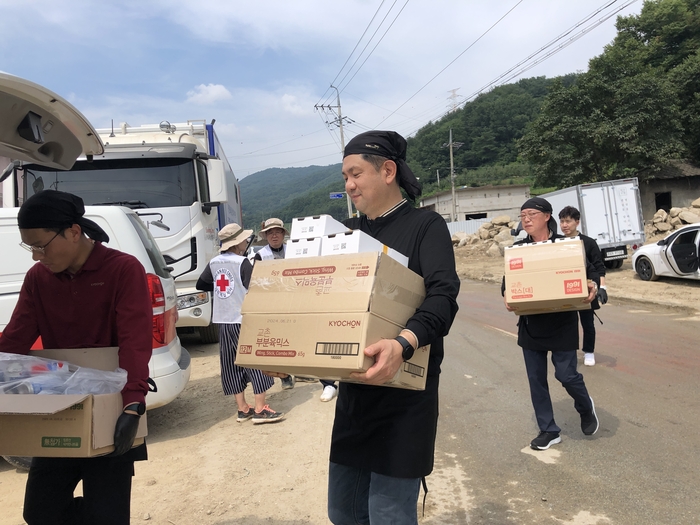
[239,0,700,225]
[240,163,346,226]
[239,76,560,225]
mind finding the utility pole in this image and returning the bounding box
[315,86,355,218]
[447,88,462,113]
[442,128,463,222]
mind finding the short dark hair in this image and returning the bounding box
[361,153,389,172]
[558,206,580,221]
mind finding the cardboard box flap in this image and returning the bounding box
[0,393,90,415]
[28,347,120,372]
[505,239,585,274]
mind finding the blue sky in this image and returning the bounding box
[1,0,642,178]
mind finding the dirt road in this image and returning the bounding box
[0,250,697,524]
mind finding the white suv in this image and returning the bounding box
[0,72,190,410]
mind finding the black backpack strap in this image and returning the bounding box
[147,377,158,393]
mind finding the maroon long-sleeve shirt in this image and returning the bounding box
[0,242,152,406]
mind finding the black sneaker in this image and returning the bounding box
[530,431,561,450]
[237,406,254,422]
[281,375,295,390]
[253,405,285,424]
[581,397,599,435]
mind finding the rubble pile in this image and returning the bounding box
[451,215,517,257]
[647,197,700,238]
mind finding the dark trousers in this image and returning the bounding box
[578,309,596,353]
[320,379,336,388]
[24,456,134,525]
[522,347,593,434]
[328,462,421,525]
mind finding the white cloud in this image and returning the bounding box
[186,84,233,105]
[281,94,308,116]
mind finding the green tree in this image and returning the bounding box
[519,0,697,187]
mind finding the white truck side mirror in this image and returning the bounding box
[207,158,228,204]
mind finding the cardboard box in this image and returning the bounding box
[238,313,431,389]
[321,230,409,267]
[0,347,147,457]
[504,238,591,315]
[290,214,349,240]
[285,237,322,259]
[237,252,429,389]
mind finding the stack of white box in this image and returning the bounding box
[286,215,349,258]
[285,214,409,266]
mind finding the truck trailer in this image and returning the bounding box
[1,119,242,343]
[540,178,645,269]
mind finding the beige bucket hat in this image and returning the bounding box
[259,217,289,235]
[219,223,253,253]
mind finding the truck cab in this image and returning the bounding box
[2,120,243,343]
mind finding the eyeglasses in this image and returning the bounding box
[19,231,62,254]
[518,211,544,221]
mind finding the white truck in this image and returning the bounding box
[540,178,645,269]
[1,120,243,343]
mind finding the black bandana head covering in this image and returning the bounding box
[520,197,557,235]
[520,197,553,213]
[343,130,422,200]
[18,190,110,243]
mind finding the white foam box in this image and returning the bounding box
[290,215,349,240]
[286,237,322,259]
[321,230,409,267]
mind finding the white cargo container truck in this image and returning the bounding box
[540,178,645,269]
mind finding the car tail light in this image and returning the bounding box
[632,244,639,251]
[147,274,167,347]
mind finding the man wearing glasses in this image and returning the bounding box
[1,190,151,525]
[503,197,600,451]
[253,217,295,390]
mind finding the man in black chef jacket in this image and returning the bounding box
[327,130,460,525]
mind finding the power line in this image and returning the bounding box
[336,0,411,95]
[229,141,337,159]
[373,0,525,129]
[316,0,388,106]
[234,128,328,156]
[409,0,638,134]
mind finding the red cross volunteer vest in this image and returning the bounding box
[208,252,247,324]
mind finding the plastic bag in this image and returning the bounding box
[0,352,127,395]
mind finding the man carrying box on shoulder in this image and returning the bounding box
[502,197,600,451]
[326,131,460,524]
[0,190,151,525]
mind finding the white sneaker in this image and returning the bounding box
[320,385,338,402]
[584,353,595,366]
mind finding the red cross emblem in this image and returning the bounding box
[216,274,230,292]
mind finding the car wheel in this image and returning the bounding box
[2,456,31,471]
[635,256,658,281]
[198,323,220,344]
[614,259,624,269]
[604,260,616,269]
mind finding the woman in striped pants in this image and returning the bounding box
[196,223,284,425]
